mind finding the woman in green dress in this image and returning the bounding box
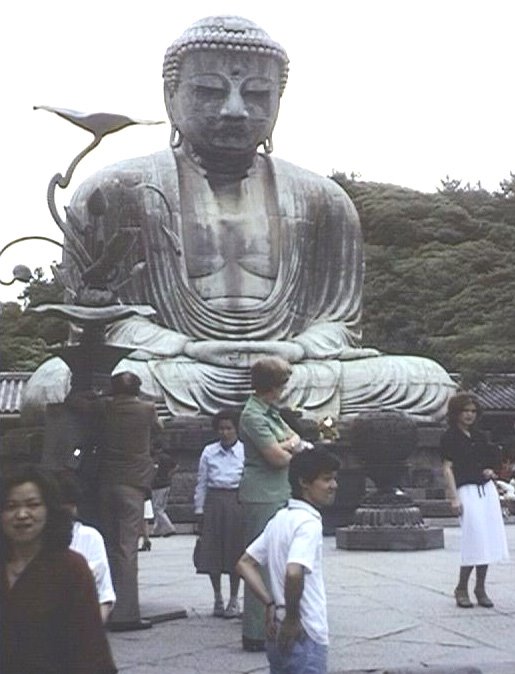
[238,356,304,652]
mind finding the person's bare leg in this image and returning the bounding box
[224,573,241,618]
[210,573,224,616]
[138,520,152,551]
[229,572,240,599]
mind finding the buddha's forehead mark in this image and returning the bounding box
[180,50,280,84]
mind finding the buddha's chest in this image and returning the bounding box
[177,168,280,305]
[182,211,277,277]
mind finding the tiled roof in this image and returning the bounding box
[0,373,173,418]
[471,375,515,411]
[0,372,31,415]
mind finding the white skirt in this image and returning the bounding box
[458,480,509,566]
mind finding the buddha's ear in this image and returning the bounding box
[163,86,183,148]
[163,85,175,125]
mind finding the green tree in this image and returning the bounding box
[331,172,515,379]
[0,269,66,371]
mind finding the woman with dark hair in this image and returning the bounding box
[238,356,305,652]
[0,464,117,674]
[440,393,509,609]
[194,409,245,618]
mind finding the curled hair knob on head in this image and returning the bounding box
[163,15,289,95]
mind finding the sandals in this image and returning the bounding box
[213,597,225,617]
[224,598,240,619]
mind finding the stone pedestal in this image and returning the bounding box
[335,491,444,551]
[42,403,94,470]
[336,524,444,551]
[42,402,103,525]
[335,411,445,551]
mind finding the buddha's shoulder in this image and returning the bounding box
[269,156,350,199]
[73,149,175,194]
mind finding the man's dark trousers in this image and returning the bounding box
[99,483,145,623]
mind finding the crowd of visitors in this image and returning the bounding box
[1,365,512,674]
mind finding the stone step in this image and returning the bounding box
[402,487,446,501]
[415,499,454,518]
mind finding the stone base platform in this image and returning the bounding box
[142,604,187,623]
[335,525,444,551]
[340,666,482,673]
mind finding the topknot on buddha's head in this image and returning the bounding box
[163,16,289,95]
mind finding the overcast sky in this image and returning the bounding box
[1,0,513,301]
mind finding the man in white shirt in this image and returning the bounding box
[58,472,116,623]
[236,448,340,674]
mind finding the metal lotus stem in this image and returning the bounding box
[0,236,63,286]
[46,137,101,268]
[35,106,165,278]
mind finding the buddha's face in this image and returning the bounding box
[168,50,281,158]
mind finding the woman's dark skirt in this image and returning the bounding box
[195,489,244,575]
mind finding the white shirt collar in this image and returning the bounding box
[215,441,239,456]
[287,498,322,520]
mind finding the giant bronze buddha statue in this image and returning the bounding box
[23,16,454,420]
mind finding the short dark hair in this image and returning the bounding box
[251,357,291,394]
[111,371,141,396]
[447,392,482,426]
[288,448,341,499]
[0,464,72,561]
[212,409,240,431]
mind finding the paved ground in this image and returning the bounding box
[108,519,515,673]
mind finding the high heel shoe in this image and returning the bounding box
[474,588,494,607]
[454,587,473,608]
[138,540,152,552]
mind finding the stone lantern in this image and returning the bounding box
[336,411,444,551]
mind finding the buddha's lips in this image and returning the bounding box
[211,123,249,136]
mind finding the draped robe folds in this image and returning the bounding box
[22,149,455,421]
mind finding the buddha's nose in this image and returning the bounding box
[221,87,249,119]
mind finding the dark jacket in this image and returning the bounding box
[152,452,177,490]
[100,395,162,493]
[1,548,117,674]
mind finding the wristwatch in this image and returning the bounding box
[275,605,287,621]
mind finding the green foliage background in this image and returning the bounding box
[1,174,515,377]
[332,173,515,379]
[0,269,67,371]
